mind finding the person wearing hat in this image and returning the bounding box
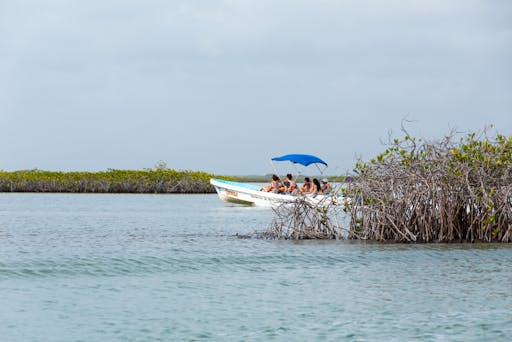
[320,178,331,195]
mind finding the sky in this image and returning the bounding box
[1,0,511,175]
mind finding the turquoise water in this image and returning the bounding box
[1,193,511,341]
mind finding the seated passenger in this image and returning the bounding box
[284,174,298,195]
[320,178,331,195]
[299,177,313,195]
[310,178,321,197]
[261,174,282,193]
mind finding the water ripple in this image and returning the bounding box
[1,193,512,341]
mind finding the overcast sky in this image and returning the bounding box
[1,0,510,175]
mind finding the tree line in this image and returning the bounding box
[0,169,223,193]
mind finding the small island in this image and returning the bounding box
[0,168,223,194]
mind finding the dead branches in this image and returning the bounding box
[263,129,511,242]
[347,129,512,242]
[260,196,348,240]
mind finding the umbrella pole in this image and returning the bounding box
[315,163,322,175]
[293,164,300,178]
[270,160,278,176]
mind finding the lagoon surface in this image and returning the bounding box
[1,193,511,341]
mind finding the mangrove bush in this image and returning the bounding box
[0,169,225,193]
[346,128,512,242]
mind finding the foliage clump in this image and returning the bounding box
[347,127,512,242]
[0,169,223,193]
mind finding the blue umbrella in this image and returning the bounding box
[271,154,328,174]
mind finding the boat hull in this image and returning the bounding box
[210,178,341,207]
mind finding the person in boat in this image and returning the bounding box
[261,174,282,193]
[320,178,331,195]
[299,177,313,195]
[310,178,321,197]
[283,173,298,195]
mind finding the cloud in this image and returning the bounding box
[0,0,510,173]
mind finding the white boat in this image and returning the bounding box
[210,154,345,207]
[210,178,293,206]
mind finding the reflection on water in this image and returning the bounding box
[0,193,511,341]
